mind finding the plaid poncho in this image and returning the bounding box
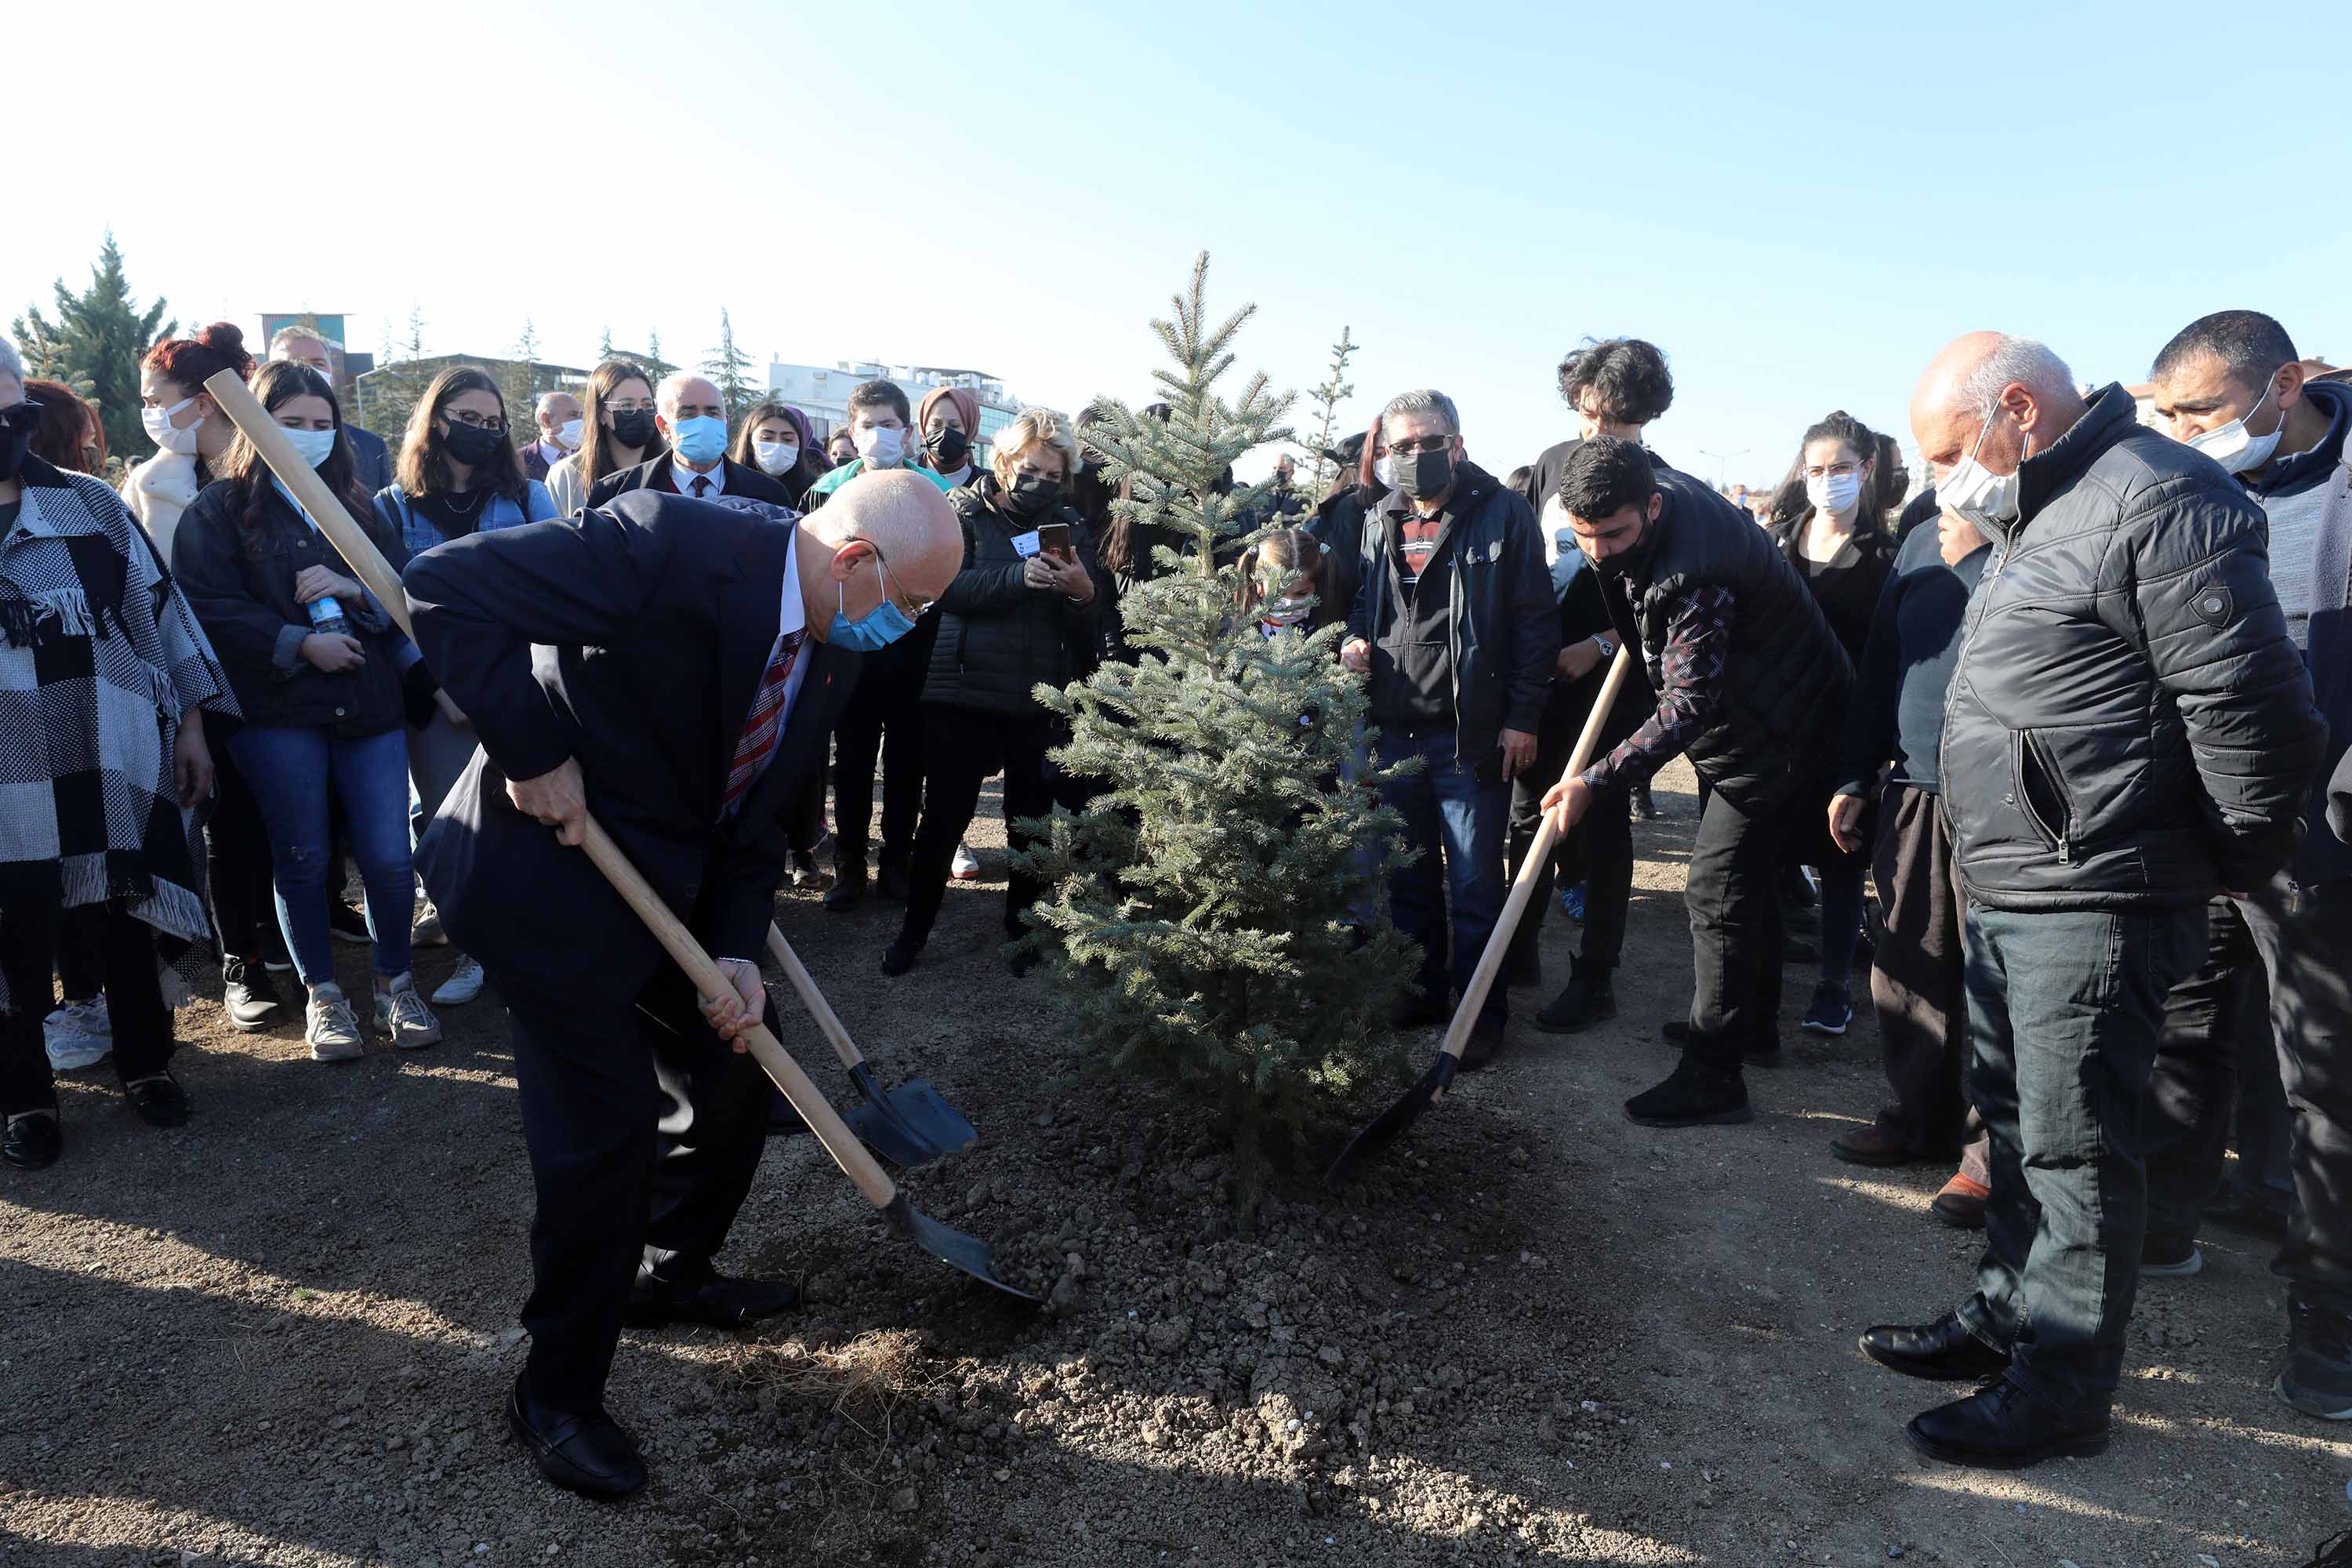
[0,457,234,1016]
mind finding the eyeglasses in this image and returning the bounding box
[1387,435,1453,456]
[862,540,935,619]
[1802,461,1861,480]
[445,410,510,434]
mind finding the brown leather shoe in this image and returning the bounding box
[1830,1125,1919,1167]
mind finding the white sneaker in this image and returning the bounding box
[951,843,981,880]
[430,955,485,1007]
[43,997,112,1070]
[375,974,442,1051]
[307,985,366,1062]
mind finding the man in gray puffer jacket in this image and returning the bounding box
[1859,333,2324,1472]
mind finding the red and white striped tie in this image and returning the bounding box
[719,629,804,821]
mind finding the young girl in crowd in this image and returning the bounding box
[1771,410,1896,1037]
[731,400,826,510]
[1234,525,1345,637]
[373,367,557,1007]
[172,362,441,1061]
[544,360,662,516]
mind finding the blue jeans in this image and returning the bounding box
[1955,900,2206,1414]
[230,725,416,989]
[1374,727,1509,1021]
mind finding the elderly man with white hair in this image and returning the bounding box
[521,389,582,483]
[584,372,790,510]
[1858,333,2324,1470]
[0,336,230,1170]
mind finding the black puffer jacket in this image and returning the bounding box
[1600,464,1851,806]
[923,477,1106,717]
[1939,383,2325,910]
[172,477,421,737]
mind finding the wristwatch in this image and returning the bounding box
[1591,634,1617,658]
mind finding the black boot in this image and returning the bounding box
[221,955,282,1033]
[1905,1378,2109,1469]
[1860,1312,2012,1380]
[1624,1055,1751,1127]
[824,850,869,912]
[1535,958,1616,1033]
[875,848,912,902]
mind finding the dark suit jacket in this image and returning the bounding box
[403,491,858,1007]
[584,453,793,511]
[347,424,394,494]
[519,441,552,482]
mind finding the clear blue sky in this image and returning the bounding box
[13,0,2350,488]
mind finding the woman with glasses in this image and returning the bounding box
[881,408,1104,978]
[372,368,557,1008]
[1770,410,1896,1039]
[545,361,662,517]
[172,362,441,1062]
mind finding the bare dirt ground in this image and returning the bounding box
[4,758,2347,1567]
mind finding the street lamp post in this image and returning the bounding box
[1699,448,1750,492]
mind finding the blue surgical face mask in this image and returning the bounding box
[829,554,917,652]
[282,425,338,469]
[671,414,728,466]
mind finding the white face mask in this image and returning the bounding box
[1373,454,1395,488]
[1804,470,1864,518]
[854,425,906,467]
[143,396,204,456]
[554,418,583,451]
[1936,413,2025,532]
[282,425,339,470]
[2186,372,2285,476]
[753,440,800,476]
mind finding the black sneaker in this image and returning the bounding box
[328,901,372,946]
[1800,981,1853,1036]
[1535,960,1617,1033]
[825,857,869,913]
[221,956,282,1033]
[1458,1014,1508,1072]
[1624,1058,1752,1127]
[2278,1289,2352,1420]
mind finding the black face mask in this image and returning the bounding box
[441,420,506,468]
[1591,511,1661,579]
[925,426,971,470]
[0,402,34,485]
[608,408,656,448]
[1005,474,1062,518]
[1394,448,1452,500]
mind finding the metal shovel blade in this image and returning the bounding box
[879,1192,1040,1302]
[844,1065,978,1170]
[1325,1051,1459,1189]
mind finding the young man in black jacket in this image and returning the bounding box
[1341,390,1556,1065]
[1543,437,1850,1127]
[1860,333,2325,1470]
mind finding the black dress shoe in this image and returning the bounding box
[3,1111,63,1171]
[122,1073,192,1128]
[1859,1313,2012,1381]
[221,956,281,1032]
[1458,1014,1508,1072]
[824,859,869,913]
[880,940,920,977]
[1906,1377,2109,1469]
[506,1377,646,1500]
[1624,1058,1751,1127]
[626,1274,800,1329]
[1535,960,1616,1033]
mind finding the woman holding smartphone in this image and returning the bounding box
[882,408,1105,978]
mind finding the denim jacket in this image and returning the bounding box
[372,481,555,555]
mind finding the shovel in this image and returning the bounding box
[764,926,976,1168]
[203,369,1034,1301]
[1327,644,1635,1188]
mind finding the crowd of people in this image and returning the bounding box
[0,303,2345,1496]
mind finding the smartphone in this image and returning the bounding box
[1036,521,1073,561]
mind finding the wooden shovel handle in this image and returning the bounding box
[200,368,898,1209]
[1438,644,1635,1064]
[764,925,866,1071]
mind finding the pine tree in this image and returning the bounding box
[1301,326,1357,495]
[643,331,676,381]
[12,232,176,460]
[597,325,615,362]
[1015,254,1418,1218]
[702,310,759,422]
[499,319,545,439]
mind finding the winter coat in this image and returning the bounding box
[1599,463,1851,807]
[171,478,421,738]
[1938,383,2325,911]
[922,477,1106,718]
[1345,459,1559,762]
[119,449,202,567]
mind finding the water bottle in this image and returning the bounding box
[307,594,354,640]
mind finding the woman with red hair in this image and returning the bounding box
[124,323,252,564]
[23,381,104,476]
